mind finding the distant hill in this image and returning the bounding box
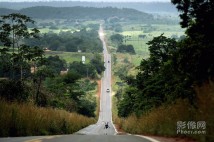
[0,1,177,14]
[0,6,154,22]
[0,8,16,15]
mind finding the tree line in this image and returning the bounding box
[0,6,154,23]
[0,1,177,14]
[25,28,102,53]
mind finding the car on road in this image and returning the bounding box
[106,89,110,92]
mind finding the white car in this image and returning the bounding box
[106,89,110,92]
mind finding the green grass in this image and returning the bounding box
[45,51,100,64]
[38,28,73,34]
[119,23,185,55]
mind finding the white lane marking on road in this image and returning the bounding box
[136,135,160,142]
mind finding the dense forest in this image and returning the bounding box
[0,6,154,23]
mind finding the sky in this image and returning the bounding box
[0,0,171,2]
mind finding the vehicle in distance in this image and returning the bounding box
[108,61,110,63]
[106,89,110,92]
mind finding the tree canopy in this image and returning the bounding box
[117,44,136,54]
[0,13,42,80]
[26,29,102,53]
[171,0,214,83]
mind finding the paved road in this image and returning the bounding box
[0,135,154,142]
[76,23,115,135]
[0,24,158,142]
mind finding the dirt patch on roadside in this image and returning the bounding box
[114,123,127,135]
[96,80,101,114]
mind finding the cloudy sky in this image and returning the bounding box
[0,0,171,2]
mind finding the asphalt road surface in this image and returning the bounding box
[0,24,158,142]
[76,25,115,135]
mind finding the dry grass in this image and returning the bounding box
[0,100,96,137]
[194,81,214,141]
[114,81,214,142]
[116,99,194,136]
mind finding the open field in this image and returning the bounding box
[106,23,184,56]
[121,24,184,55]
[38,28,72,34]
[45,51,97,64]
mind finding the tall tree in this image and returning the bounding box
[0,13,44,103]
[0,13,40,80]
[171,0,214,83]
[171,0,214,40]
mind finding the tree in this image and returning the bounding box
[0,13,45,103]
[90,53,105,75]
[0,13,41,80]
[110,34,124,46]
[145,34,177,74]
[117,44,136,54]
[69,61,96,79]
[117,35,194,117]
[171,0,214,83]
[44,55,67,75]
[171,0,214,41]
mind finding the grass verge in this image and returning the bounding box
[0,100,96,137]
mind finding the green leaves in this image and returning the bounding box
[172,0,214,83]
[117,34,195,117]
[0,13,38,47]
[117,44,136,54]
[110,34,124,46]
[0,13,42,80]
[90,53,105,75]
[171,0,214,42]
